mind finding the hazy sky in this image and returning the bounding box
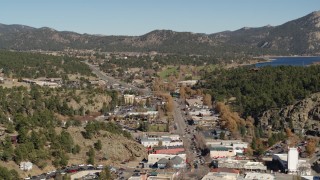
[0,0,319,35]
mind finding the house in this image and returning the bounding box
[189,109,212,116]
[155,156,186,169]
[186,98,203,108]
[191,116,218,126]
[20,161,33,171]
[157,158,169,169]
[170,156,186,169]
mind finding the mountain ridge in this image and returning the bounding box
[0,11,319,56]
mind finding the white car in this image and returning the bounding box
[97,165,104,169]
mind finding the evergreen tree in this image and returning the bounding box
[94,140,102,151]
[87,146,95,165]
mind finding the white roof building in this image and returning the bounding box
[272,152,312,175]
[20,161,33,171]
[244,172,275,180]
[201,172,239,180]
[141,135,182,148]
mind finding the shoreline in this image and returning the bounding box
[227,55,320,69]
[255,55,320,60]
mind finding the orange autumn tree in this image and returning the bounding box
[216,102,245,138]
[306,138,318,156]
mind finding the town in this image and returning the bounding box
[6,53,314,180]
[0,2,320,180]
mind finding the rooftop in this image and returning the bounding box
[210,146,233,151]
[244,172,275,180]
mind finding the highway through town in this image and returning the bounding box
[85,61,151,95]
[172,100,187,136]
[172,99,210,179]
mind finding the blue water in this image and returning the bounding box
[255,57,320,67]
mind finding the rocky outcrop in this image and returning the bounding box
[260,93,320,135]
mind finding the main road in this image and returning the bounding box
[85,61,151,95]
[172,99,210,179]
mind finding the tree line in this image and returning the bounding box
[200,65,320,118]
[0,50,93,78]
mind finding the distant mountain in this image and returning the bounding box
[0,11,320,56]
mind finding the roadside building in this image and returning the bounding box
[186,97,203,108]
[210,146,235,158]
[141,137,160,147]
[147,153,186,165]
[244,172,275,180]
[151,146,185,155]
[201,172,239,180]
[217,158,267,172]
[272,151,312,175]
[140,135,183,148]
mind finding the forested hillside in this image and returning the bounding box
[200,65,320,118]
[1,11,320,56]
[0,51,93,78]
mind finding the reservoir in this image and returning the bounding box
[255,56,320,67]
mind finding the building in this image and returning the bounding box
[155,156,186,169]
[141,137,160,147]
[20,161,33,171]
[186,98,203,108]
[170,156,186,169]
[147,153,186,165]
[124,94,135,104]
[147,172,179,180]
[202,129,230,140]
[244,172,275,180]
[206,140,248,157]
[141,135,183,148]
[151,146,185,155]
[128,111,158,118]
[217,158,267,172]
[201,172,239,180]
[162,138,183,147]
[288,147,299,174]
[157,158,169,169]
[272,152,312,175]
[177,80,198,87]
[210,146,234,158]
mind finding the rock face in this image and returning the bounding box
[260,93,320,135]
[66,127,147,164]
[102,133,146,161]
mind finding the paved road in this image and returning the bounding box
[85,61,151,94]
[172,99,210,179]
[70,170,101,180]
[172,100,187,136]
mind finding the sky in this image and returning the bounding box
[0,0,319,36]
